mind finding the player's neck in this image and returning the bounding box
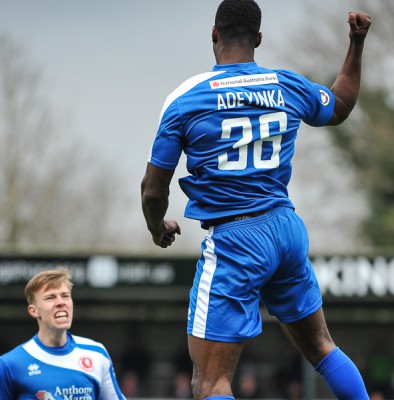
[214,45,255,65]
[38,328,68,347]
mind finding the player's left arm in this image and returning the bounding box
[141,163,181,248]
[0,358,15,399]
[328,11,371,126]
[99,354,126,399]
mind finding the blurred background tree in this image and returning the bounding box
[1,1,393,254]
[330,89,394,248]
[0,34,131,252]
[281,0,394,250]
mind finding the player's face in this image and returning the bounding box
[29,282,74,333]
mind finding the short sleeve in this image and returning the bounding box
[301,78,335,127]
[148,100,183,170]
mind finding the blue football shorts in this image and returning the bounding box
[187,206,322,342]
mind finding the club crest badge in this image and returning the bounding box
[36,391,55,400]
[79,356,94,372]
[320,89,330,106]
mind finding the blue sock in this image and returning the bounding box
[315,347,368,399]
[203,397,235,400]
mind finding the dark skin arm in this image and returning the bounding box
[141,163,181,248]
[328,11,371,125]
[141,12,370,248]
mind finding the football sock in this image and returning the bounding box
[315,347,369,399]
[203,397,235,400]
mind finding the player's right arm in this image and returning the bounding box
[141,163,181,248]
[328,11,371,126]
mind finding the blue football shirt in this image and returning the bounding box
[0,333,125,400]
[148,62,335,222]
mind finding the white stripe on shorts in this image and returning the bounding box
[192,232,217,338]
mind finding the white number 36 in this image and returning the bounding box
[218,111,287,170]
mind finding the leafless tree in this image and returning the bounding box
[0,34,131,251]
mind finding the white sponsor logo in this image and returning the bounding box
[54,385,93,400]
[28,363,41,376]
[210,73,278,89]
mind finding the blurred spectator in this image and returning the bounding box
[120,370,143,398]
[233,347,263,399]
[284,379,303,400]
[369,390,386,400]
[120,331,152,395]
[234,366,262,398]
[274,347,303,399]
[170,348,193,398]
[172,371,193,398]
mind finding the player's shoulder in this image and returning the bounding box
[179,70,225,89]
[71,334,110,357]
[72,334,105,349]
[160,70,224,118]
[273,68,321,97]
[169,70,225,99]
[0,339,31,363]
[273,68,309,84]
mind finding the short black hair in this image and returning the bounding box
[215,0,261,44]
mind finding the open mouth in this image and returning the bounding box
[54,311,68,319]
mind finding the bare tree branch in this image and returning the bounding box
[0,34,132,251]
